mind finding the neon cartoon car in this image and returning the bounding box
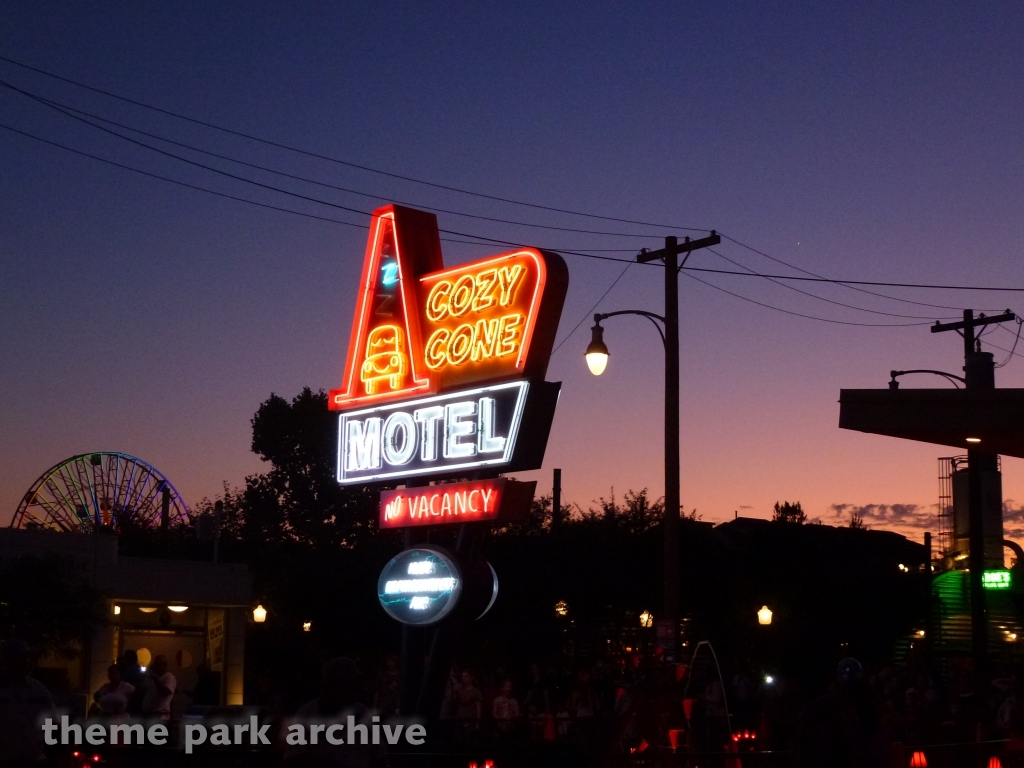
[361,325,407,394]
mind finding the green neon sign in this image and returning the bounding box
[983,570,1012,590]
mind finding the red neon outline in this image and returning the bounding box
[331,209,432,409]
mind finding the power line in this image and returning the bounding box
[712,231,983,313]
[3,55,1016,310]
[0,54,713,232]
[705,247,954,321]
[0,80,673,241]
[0,123,483,246]
[681,271,941,327]
[552,261,633,355]
[681,265,1024,293]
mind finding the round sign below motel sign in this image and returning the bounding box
[378,547,462,625]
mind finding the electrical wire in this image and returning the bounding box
[0,80,672,241]
[0,54,713,232]
[705,247,954,321]
[994,319,1024,367]
[680,265,1024,293]
[551,261,633,355]
[680,271,940,327]
[1,56,1016,310]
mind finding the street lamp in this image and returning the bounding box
[758,605,773,626]
[253,605,267,623]
[584,232,721,638]
[585,323,609,375]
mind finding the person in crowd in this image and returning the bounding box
[190,664,220,707]
[491,680,520,735]
[118,650,146,716]
[285,657,387,768]
[93,664,134,720]
[453,670,482,721]
[0,639,55,764]
[141,655,176,720]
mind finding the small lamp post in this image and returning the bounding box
[253,605,267,623]
[758,605,773,626]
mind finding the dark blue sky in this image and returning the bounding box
[3,3,1024,535]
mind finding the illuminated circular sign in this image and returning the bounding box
[377,547,462,625]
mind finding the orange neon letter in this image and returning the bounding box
[472,269,498,312]
[425,328,450,369]
[447,324,474,365]
[471,318,500,362]
[496,315,523,357]
[449,274,476,318]
[496,264,525,306]
[426,280,452,322]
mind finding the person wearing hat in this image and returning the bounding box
[0,639,55,765]
[285,657,387,768]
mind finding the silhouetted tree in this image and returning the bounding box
[849,512,866,529]
[0,555,106,658]
[772,500,806,524]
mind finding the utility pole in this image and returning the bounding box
[552,468,562,530]
[931,309,1015,702]
[637,232,720,634]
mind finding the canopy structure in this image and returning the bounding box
[838,388,1024,458]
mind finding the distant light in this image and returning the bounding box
[113,605,121,616]
[167,605,188,613]
[758,605,773,625]
[253,605,267,623]
[138,607,158,614]
[983,570,1012,590]
[966,437,982,444]
[639,610,653,628]
[898,563,908,572]
[139,666,147,673]
[302,621,312,632]
[916,629,926,638]
[585,323,609,376]
[555,600,568,617]
[1008,632,1018,642]
[764,675,774,685]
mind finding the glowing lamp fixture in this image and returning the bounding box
[253,605,267,623]
[639,610,653,628]
[555,600,568,617]
[302,621,312,632]
[764,675,774,685]
[585,322,609,375]
[909,750,928,767]
[113,605,121,616]
[966,437,981,444]
[138,607,158,614]
[757,605,773,625]
[167,605,188,613]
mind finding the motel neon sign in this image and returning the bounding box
[331,205,566,484]
[379,478,536,529]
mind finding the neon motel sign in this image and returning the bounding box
[331,205,567,485]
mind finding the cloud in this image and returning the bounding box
[828,502,935,531]
[828,500,1024,551]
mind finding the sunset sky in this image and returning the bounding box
[3,3,1024,544]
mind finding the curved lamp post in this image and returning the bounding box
[584,232,720,638]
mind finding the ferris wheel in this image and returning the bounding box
[12,453,190,533]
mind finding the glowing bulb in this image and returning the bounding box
[764,675,774,684]
[758,606,773,625]
[966,437,981,444]
[138,607,158,614]
[585,323,609,375]
[639,610,653,628]
[555,600,568,617]
[113,605,121,616]
[167,605,188,613]
[303,621,312,632]
[253,605,267,623]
